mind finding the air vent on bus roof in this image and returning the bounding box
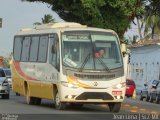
[35,22,87,30]
[20,28,33,32]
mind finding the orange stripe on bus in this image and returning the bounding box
[13,61,39,81]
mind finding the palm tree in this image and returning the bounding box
[34,14,55,25]
[135,0,146,40]
[143,3,160,39]
[144,15,160,39]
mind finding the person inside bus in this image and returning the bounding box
[95,49,105,58]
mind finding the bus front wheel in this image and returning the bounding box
[108,102,121,113]
[54,91,66,110]
[34,98,41,105]
[2,94,9,99]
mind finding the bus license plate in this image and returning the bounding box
[112,91,122,95]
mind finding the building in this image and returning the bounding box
[127,39,160,91]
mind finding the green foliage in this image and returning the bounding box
[22,0,144,38]
[147,0,160,16]
[2,58,10,68]
[34,14,55,25]
[143,0,160,38]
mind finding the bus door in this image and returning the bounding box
[42,34,60,99]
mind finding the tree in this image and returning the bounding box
[144,15,160,39]
[21,0,144,39]
[143,0,160,39]
[2,57,10,68]
[135,15,144,40]
[147,0,160,16]
[34,14,55,25]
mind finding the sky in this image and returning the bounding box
[0,0,139,57]
[0,0,63,57]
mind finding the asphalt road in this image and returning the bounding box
[0,91,160,120]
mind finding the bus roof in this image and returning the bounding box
[15,22,116,36]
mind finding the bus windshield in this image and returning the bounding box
[62,32,123,71]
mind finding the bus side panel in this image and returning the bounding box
[12,62,42,97]
[40,82,54,99]
[12,61,56,100]
[39,64,58,100]
[27,80,41,98]
[12,62,25,96]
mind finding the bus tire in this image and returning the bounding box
[108,102,121,113]
[2,94,9,99]
[54,91,66,110]
[16,92,20,96]
[34,98,41,105]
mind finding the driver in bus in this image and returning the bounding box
[95,49,105,58]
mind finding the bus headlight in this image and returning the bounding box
[112,82,126,89]
[61,81,79,88]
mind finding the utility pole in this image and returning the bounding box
[0,18,2,28]
[0,18,2,67]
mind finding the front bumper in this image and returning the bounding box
[59,85,125,103]
[0,86,10,95]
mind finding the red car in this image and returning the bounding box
[125,79,136,97]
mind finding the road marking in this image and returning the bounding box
[130,109,137,113]
[140,108,146,111]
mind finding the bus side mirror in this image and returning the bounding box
[121,43,127,57]
[121,43,127,54]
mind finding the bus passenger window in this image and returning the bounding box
[29,36,39,62]
[13,37,23,61]
[21,37,31,61]
[49,35,60,71]
[38,36,48,62]
[49,37,56,66]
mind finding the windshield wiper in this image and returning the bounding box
[96,58,111,73]
[79,53,91,72]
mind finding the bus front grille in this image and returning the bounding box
[75,92,114,100]
[74,73,115,79]
[0,90,5,93]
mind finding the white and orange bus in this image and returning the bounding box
[12,22,126,112]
